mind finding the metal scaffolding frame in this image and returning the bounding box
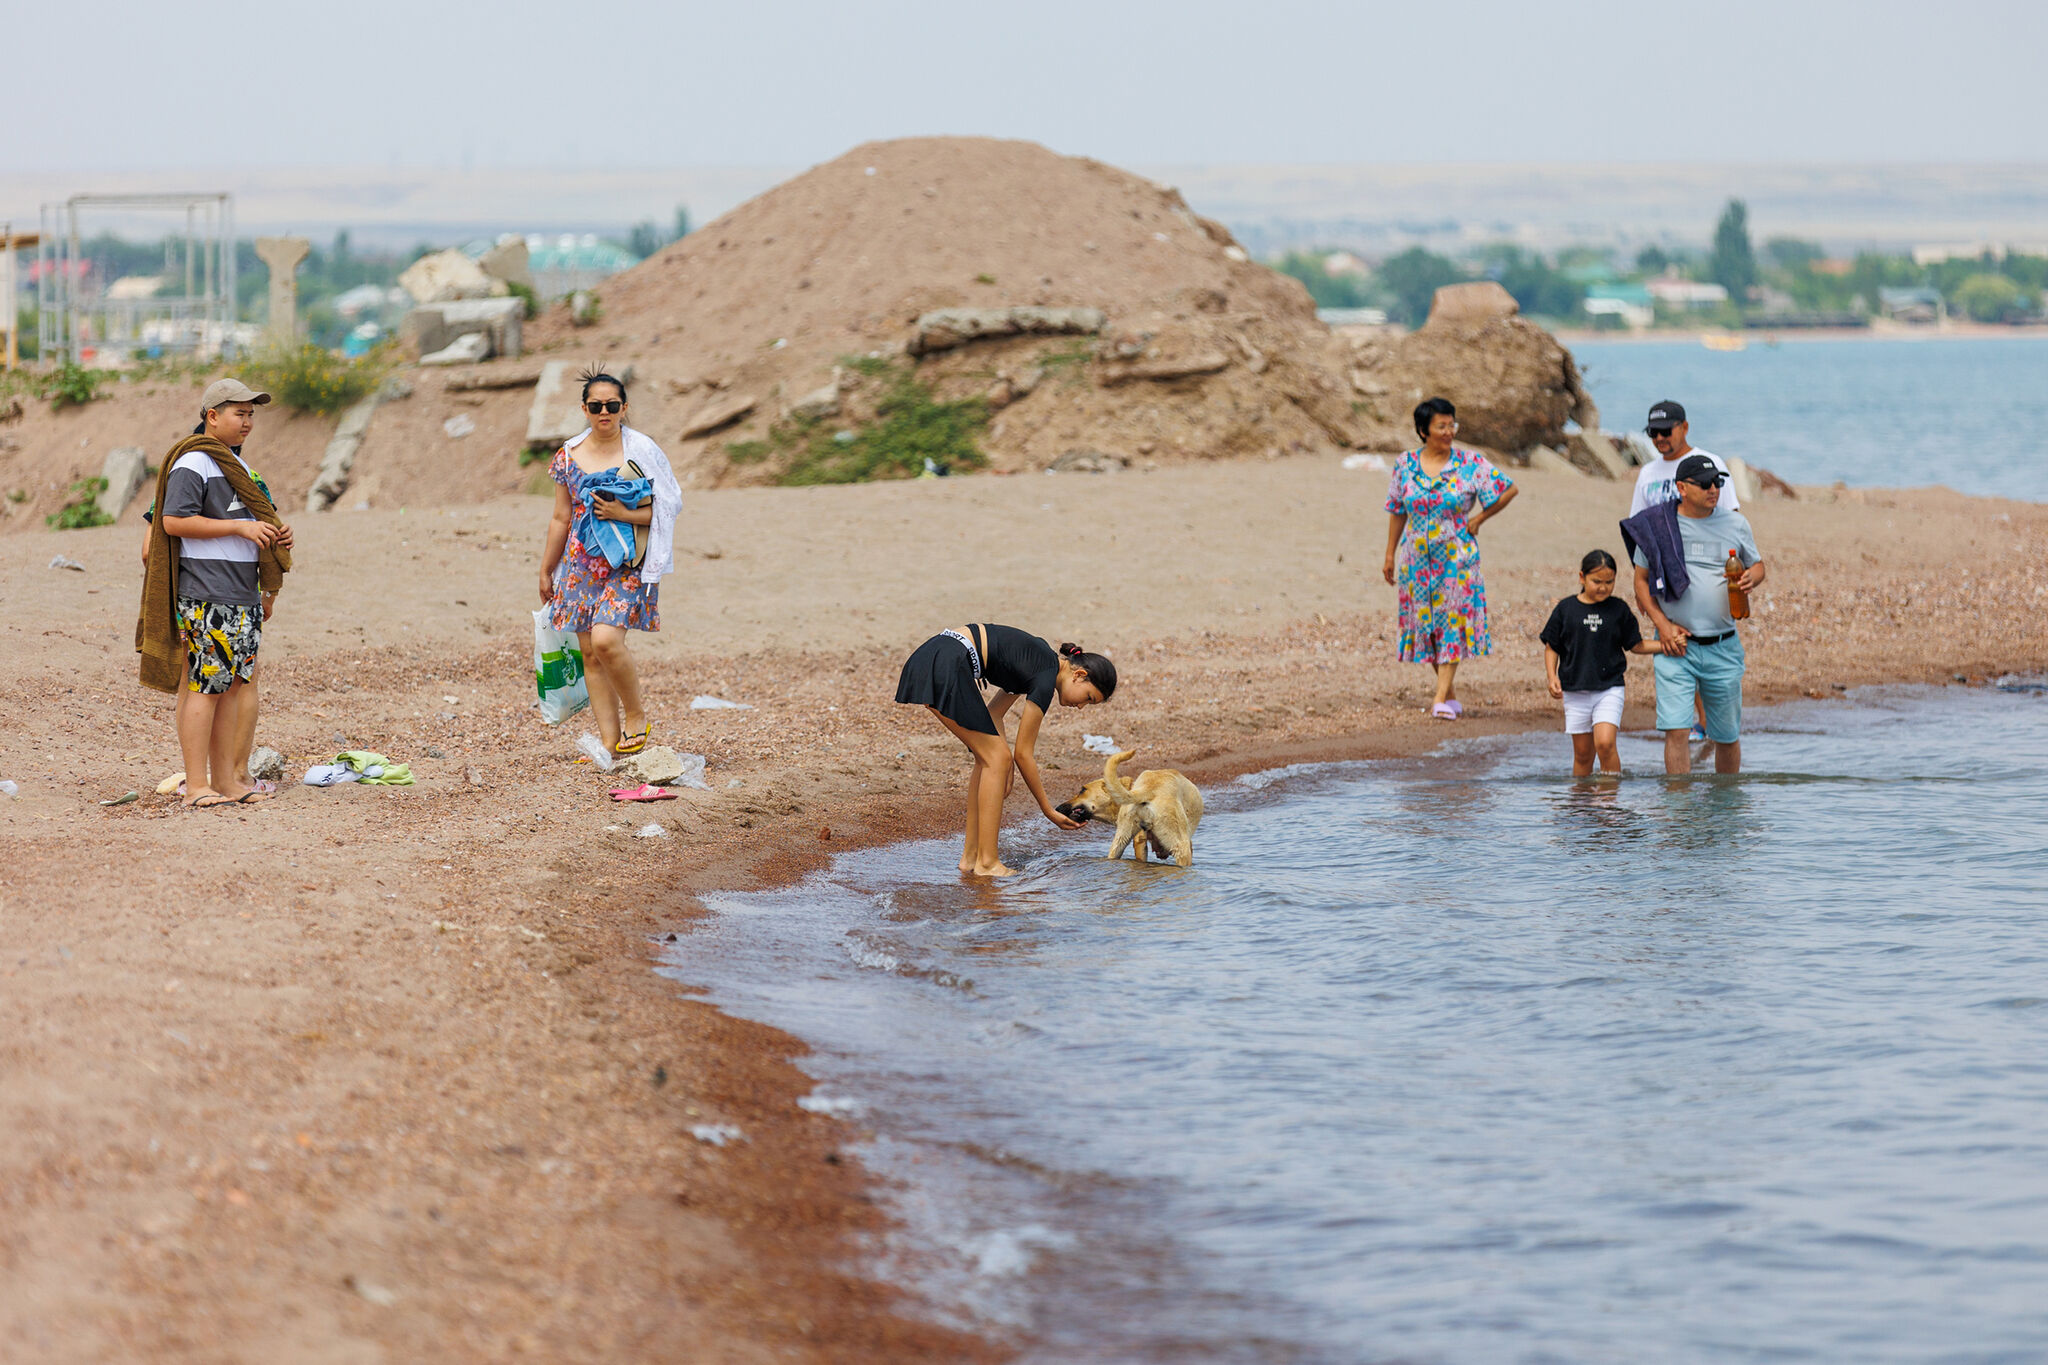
[36,193,237,365]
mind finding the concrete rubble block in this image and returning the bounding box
[446,364,545,392]
[1095,351,1230,387]
[1047,449,1128,473]
[477,237,533,291]
[1724,456,1762,503]
[1524,444,1582,477]
[1566,429,1626,480]
[907,305,1107,356]
[1425,281,1519,327]
[783,382,840,421]
[419,332,493,367]
[405,297,523,360]
[307,391,387,512]
[526,361,636,447]
[616,745,685,786]
[96,446,149,521]
[398,249,505,305]
[680,391,758,439]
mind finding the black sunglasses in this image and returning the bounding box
[1647,427,1676,439]
[584,399,623,415]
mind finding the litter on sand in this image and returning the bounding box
[303,763,360,787]
[689,1124,746,1147]
[442,414,476,438]
[635,822,667,838]
[671,753,710,790]
[99,790,140,806]
[48,555,85,571]
[0,780,19,798]
[575,733,617,771]
[156,772,186,796]
[690,695,753,710]
[1082,734,1120,755]
[609,783,677,802]
[1341,453,1391,471]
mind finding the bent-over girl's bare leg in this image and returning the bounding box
[931,709,1016,877]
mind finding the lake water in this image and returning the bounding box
[1570,336,2048,499]
[668,685,2048,1363]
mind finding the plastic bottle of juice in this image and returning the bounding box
[1724,550,1751,620]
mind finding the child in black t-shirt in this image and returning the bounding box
[1540,549,1664,776]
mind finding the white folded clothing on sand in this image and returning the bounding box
[1082,734,1119,755]
[303,763,362,786]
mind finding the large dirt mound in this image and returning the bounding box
[524,137,1370,484]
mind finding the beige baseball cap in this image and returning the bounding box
[199,377,272,415]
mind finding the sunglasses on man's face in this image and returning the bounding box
[1648,428,1675,440]
[585,399,623,415]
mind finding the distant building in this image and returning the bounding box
[1878,287,1945,323]
[1810,258,1855,277]
[1646,278,1729,308]
[1584,282,1653,329]
[1321,250,1368,277]
[523,234,640,302]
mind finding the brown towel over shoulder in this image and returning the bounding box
[136,434,292,694]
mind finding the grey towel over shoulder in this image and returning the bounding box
[1619,499,1690,603]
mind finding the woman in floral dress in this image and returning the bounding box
[1381,397,1519,719]
[537,369,682,755]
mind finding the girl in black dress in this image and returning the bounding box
[896,625,1117,877]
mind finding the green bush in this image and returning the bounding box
[518,442,554,468]
[46,477,112,529]
[505,280,538,320]
[244,343,382,414]
[781,367,987,486]
[39,361,105,410]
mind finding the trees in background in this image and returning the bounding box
[1709,198,1758,298]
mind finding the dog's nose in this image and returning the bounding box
[1054,802,1074,818]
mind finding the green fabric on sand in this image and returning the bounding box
[335,750,414,786]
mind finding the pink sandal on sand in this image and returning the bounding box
[1431,702,1459,720]
[608,783,677,802]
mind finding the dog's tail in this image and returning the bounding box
[1102,749,1143,808]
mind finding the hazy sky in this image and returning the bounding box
[19,0,2045,171]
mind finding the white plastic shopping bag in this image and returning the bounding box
[533,608,589,725]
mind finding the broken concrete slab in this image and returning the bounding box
[405,297,523,361]
[680,391,758,438]
[907,306,1106,356]
[420,332,492,366]
[1095,351,1230,387]
[96,446,148,521]
[307,391,388,512]
[398,249,504,305]
[445,363,545,392]
[783,382,840,421]
[477,237,533,292]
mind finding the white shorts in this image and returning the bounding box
[1562,685,1626,735]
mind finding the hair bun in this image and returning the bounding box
[1060,642,1083,658]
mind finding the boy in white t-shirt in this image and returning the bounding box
[1628,400,1741,517]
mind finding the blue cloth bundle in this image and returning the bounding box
[574,471,653,570]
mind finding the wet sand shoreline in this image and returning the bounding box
[6,458,2047,1361]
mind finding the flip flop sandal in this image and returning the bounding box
[1445,700,1464,716]
[609,783,677,802]
[249,779,279,795]
[183,793,236,810]
[1431,702,1459,720]
[236,789,272,804]
[613,724,653,756]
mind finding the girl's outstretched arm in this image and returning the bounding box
[1010,703,1080,829]
[1629,639,1665,655]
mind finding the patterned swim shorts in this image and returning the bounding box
[175,597,262,694]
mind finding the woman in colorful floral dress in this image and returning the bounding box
[1382,396,1519,719]
[537,369,682,755]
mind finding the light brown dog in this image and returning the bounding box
[1054,749,1205,867]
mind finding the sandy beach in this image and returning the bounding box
[6,456,2047,1362]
